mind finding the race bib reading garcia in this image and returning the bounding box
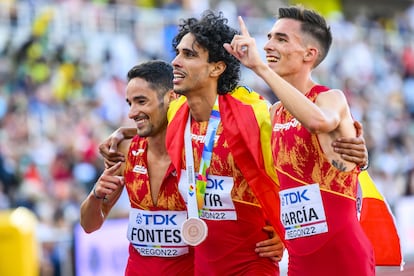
[280,184,328,240]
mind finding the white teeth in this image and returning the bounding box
[267,57,278,62]
[136,117,147,123]
[174,74,184,79]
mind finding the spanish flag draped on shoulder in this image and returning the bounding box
[358,170,404,269]
[166,86,285,244]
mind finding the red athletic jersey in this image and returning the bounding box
[271,85,375,276]
[123,136,194,276]
[184,119,278,276]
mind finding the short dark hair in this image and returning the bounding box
[172,10,240,94]
[278,6,332,67]
[127,60,173,98]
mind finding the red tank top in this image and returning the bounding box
[123,136,193,276]
[271,85,374,275]
[184,119,278,275]
[272,85,358,197]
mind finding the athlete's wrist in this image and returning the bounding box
[92,186,106,200]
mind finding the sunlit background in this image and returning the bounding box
[0,0,413,275]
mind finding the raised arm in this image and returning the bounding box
[224,16,341,133]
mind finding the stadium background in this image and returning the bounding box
[0,0,413,275]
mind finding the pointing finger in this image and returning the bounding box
[104,161,122,175]
[238,16,250,37]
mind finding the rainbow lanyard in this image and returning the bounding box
[184,97,220,218]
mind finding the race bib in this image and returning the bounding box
[179,170,237,220]
[280,184,328,240]
[127,209,189,257]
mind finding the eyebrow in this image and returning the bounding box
[176,42,201,58]
[268,32,289,40]
[126,95,148,104]
[133,95,148,101]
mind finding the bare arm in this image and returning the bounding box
[271,102,367,166]
[99,127,137,168]
[80,162,125,233]
[224,16,340,133]
[80,139,131,233]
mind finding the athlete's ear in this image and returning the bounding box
[166,89,178,103]
[304,46,318,63]
[210,61,226,77]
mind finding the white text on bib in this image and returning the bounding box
[179,170,237,220]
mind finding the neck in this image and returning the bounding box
[186,93,217,122]
[283,73,316,95]
[147,128,168,156]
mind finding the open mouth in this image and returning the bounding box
[135,117,148,128]
[173,70,185,82]
[266,56,280,63]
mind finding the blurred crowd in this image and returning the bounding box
[0,0,413,274]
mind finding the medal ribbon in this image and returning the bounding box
[184,97,220,218]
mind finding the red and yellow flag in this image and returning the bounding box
[220,86,285,243]
[358,170,403,267]
[166,87,285,243]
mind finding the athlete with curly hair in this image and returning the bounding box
[169,10,284,275]
[98,9,369,276]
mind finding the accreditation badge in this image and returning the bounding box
[181,217,208,246]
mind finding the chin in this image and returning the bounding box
[173,88,186,96]
[268,62,279,71]
[137,129,150,137]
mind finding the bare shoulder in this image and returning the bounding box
[315,89,350,112]
[118,138,133,160]
[318,88,347,101]
[269,101,281,117]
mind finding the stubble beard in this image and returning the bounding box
[173,90,185,97]
[136,125,152,138]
